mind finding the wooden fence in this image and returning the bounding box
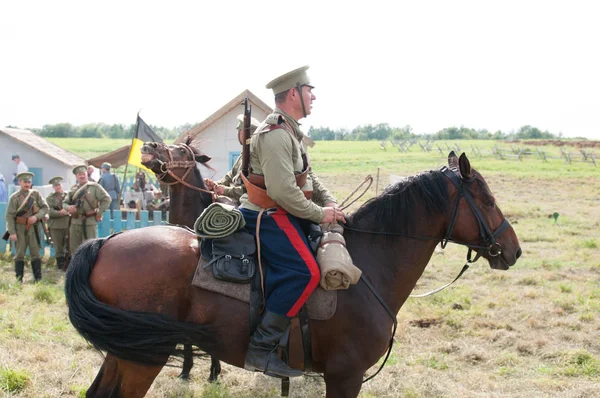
[0,203,169,256]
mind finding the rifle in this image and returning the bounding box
[241,97,252,178]
[72,186,90,239]
[42,219,53,245]
[64,215,72,270]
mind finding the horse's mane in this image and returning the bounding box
[349,170,449,234]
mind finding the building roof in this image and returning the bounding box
[0,127,85,166]
[87,145,131,168]
[175,89,273,144]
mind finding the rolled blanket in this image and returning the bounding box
[317,231,362,290]
[194,202,246,239]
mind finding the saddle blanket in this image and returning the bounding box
[192,257,337,321]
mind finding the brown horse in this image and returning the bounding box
[65,152,521,398]
[140,138,224,381]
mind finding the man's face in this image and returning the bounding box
[102,168,109,174]
[18,180,31,190]
[13,158,19,165]
[76,171,88,184]
[53,183,63,193]
[299,85,315,116]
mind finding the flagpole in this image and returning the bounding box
[119,111,140,209]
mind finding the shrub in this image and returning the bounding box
[0,367,30,393]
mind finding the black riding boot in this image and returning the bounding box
[56,257,64,271]
[31,259,42,282]
[15,260,25,283]
[244,311,302,378]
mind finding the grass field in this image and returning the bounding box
[1,140,599,397]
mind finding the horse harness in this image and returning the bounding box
[152,143,218,199]
[342,165,513,383]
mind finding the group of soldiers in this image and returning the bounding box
[4,164,110,282]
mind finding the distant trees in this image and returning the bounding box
[32,121,562,141]
[36,122,189,140]
[308,124,561,141]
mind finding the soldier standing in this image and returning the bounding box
[63,165,111,254]
[98,162,121,215]
[204,114,260,205]
[5,172,49,282]
[46,176,70,270]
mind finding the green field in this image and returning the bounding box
[1,139,599,397]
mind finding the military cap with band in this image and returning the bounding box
[49,176,64,185]
[266,65,314,95]
[17,172,34,182]
[236,114,261,134]
[72,165,88,175]
[101,162,112,170]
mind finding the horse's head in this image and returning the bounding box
[140,138,212,185]
[445,151,521,270]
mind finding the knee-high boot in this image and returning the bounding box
[15,260,25,282]
[244,311,302,378]
[31,259,42,282]
[56,257,64,271]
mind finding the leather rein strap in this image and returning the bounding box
[154,143,217,199]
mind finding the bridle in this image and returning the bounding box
[356,165,512,383]
[150,143,216,197]
[344,166,512,263]
[440,165,511,263]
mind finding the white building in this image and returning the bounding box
[176,89,273,180]
[0,127,85,197]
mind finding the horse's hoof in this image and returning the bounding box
[178,373,190,381]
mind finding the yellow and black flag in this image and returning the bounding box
[128,115,163,171]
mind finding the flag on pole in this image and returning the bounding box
[128,115,163,171]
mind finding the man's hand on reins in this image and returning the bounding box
[322,205,345,224]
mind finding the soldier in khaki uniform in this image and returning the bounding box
[63,165,111,254]
[239,66,345,378]
[46,176,70,270]
[204,114,260,205]
[5,172,49,282]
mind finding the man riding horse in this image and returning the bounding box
[239,65,346,378]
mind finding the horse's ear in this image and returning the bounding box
[448,151,459,171]
[458,153,472,179]
[184,135,192,146]
[195,154,211,164]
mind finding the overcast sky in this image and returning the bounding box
[1,0,599,139]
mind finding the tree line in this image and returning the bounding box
[27,122,570,141]
[31,122,196,140]
[308,124,568,141]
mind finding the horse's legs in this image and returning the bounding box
[86,354,167,398]
[324,372,364,398]
[178,344,193,380]
[209,356,221,382]
[87,354,119,397]
[116,358,166,398]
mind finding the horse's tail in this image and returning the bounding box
[64,238,217,366]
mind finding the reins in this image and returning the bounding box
[153,143,218,200]
[346,166,512,383]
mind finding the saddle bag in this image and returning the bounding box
[203,231,257,284]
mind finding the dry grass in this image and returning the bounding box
[1,142,599,397]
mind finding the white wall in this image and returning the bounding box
[0,135,78,191]
[193,107,270,180]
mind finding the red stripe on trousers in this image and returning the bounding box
[272,209,320,317]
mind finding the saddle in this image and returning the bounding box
[191,228,337,373]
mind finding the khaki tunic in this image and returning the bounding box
[63,182,111,252]
[239,108,336,224]
[46,191,70,258]
[215,155,245,204]
[5,189,49,260]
